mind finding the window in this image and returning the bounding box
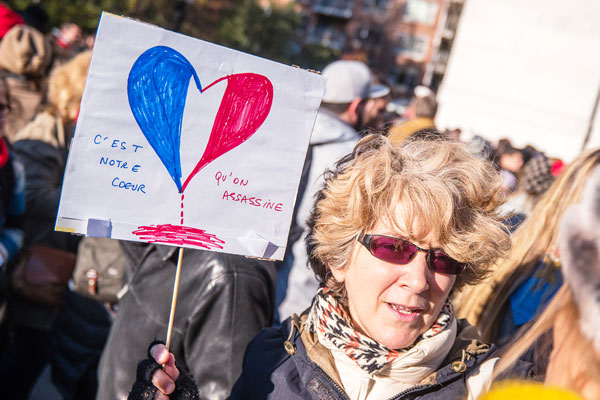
[357,26,382,47]
[308,18,347,50]
[403,0,439,25]
[362,0,388,11]
[395,33,428,60]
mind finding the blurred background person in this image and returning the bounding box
[0,71,25,326]
[490,166,600,400]
[55,22,82,50]
[453,148,600,370]
[97,242,276,400]
[502,154,556,218]
[18,4,50,35]
[443,127,462,142]
[388,85,438,144]
[0,72,24,267]
[0,23,53,142]
[52,22,84,62]
[277,59,389,322]
[0,51,108,400]
[492,138,525,194]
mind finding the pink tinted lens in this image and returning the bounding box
[369,236,417,264]
[429,249,463,274]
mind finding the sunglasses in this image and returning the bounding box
[358,234,466,275]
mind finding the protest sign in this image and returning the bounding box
[56,13,325,261]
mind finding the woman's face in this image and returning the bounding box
[330,218,456,350]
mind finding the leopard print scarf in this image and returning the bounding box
[306,288,454,375]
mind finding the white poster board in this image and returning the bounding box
[56,13,325,260]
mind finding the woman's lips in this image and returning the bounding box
[386,302,423,320]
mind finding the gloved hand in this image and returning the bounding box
[128,340,200,400]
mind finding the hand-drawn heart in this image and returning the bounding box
[127,46,273,193]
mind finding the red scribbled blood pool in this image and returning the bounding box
[132,224,225,249]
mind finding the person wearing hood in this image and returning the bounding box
[277,60,389,322]
[0,23,53,142]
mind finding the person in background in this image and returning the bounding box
[52,22,84,62]
[96,242,277,400]
[18,4,50,35]
[0,51,103,400]
[490,166,600,400]
[277,59,389,322]
[130,135,532,400]
[55,22,82,50]
[0,23,53,142]
[388,85,438,144]
[0,72,25,316]
[502,154,556,218]
[492,139,524,193]
[444,127,462,142]
[453,148,600,360]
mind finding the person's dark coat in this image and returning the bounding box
[97,243,276,400]
[9,112,78,331]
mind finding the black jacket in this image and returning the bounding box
[98,242,276,400]
[231,315,533,399]
[10,137,80,330]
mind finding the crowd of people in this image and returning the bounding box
[0,2,598,400]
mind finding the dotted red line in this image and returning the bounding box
[180,193,185,225]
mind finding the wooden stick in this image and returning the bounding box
[165,247,184,350]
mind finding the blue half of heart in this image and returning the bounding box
[127,46,202,192]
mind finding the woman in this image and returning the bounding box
[488,167,600,400]
[454,148,600,346]
[129,135,525,400]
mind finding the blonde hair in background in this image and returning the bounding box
[453,148,600,340]
[47,50,92,122]
[493,285,600,400]
[307,134,511,303]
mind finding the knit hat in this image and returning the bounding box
[321,60,389,103]
[519,155,554,195]
[0,4,23,39]
[559,166,600,354]
[0,24,52,76]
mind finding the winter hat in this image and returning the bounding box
[322,60,389,103]
[0,4,23,39]
[559,166,600,354]
[520,155,555,195]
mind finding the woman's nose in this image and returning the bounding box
[397,250,430,294]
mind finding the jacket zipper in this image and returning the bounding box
[384,384,432,400]
[313,363,435,400]
[313,364,351,400]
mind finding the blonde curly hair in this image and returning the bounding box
[306,134,511,303]
[47,50,92,122]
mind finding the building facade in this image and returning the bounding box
[297,0,463,97]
